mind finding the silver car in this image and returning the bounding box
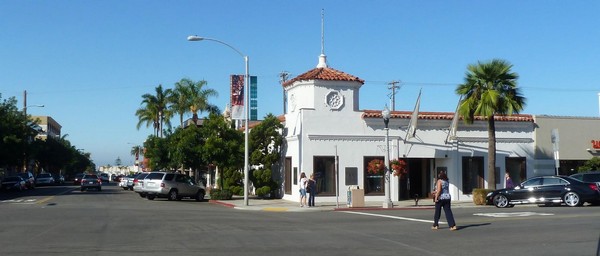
[119,174,135,190]
[35,173,55,186]
[132,172,150,197]
[143,172,205,201]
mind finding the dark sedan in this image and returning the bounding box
[73,173,84,185]
[486,175,600,208]
[1,176,26,191]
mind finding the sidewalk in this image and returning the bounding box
[209,196,477,212]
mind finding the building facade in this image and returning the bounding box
[31,115,61,141]
[277,55,585,203]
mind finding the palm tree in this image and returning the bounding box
[455,59,526,190]
[169,78,219,127]
[170,79,192,127]
[130,145,142,163]
[135,85,173,137]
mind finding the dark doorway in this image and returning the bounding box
[462,156,484,194]
[284,157,292,195]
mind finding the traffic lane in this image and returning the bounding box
[337,205,600,256]
[1,186,598,256]
[0,183,77,203]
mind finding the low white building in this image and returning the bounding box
[279,54,537,203]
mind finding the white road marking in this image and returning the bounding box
[473,212,554,218]
[1,199,37,204]
[342,211,446,224]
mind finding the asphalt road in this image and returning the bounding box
[0,183,599,256]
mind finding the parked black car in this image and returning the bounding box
[17,172,35,189]
[486,175,600,208]
[570,171,600,186]
[1,176,26,191]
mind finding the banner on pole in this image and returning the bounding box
[230,75,245,120]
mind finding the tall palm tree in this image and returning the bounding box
[170,79,193,127]
[135,85,173,137]
[169,78,219,127]
[455,59,526,190]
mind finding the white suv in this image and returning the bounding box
[142,172,206,201]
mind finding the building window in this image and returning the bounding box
[313,156,336,196]
[462,156,484,194]
[364,156,384,195]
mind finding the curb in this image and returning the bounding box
[209,200,235,208]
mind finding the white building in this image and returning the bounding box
[279,54,538,203]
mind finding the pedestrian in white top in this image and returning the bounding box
[299,172,308,207]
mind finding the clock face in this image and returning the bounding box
[326,91,343,110]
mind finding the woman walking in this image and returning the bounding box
[432,171,457,231]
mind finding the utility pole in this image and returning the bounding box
[387,80,401,111]
[279,71,290,114]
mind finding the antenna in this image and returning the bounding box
[316,9,328,68]
[321,9,325,55]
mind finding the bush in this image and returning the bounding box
[209,189,233,200]
[472,188,494,205]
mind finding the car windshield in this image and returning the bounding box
[37,173,51,178]
[17,173,29,178]
[83,175,98,179]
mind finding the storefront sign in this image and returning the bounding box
[591,140,600,149]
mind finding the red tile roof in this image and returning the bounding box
[282,67,365,87]
[361,110,534,122]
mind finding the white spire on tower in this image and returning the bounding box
[317,9,328,68]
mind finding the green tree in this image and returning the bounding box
[136,85,173,137]
[0,95,39,171]
[578,157,600,172]
[200,113,244,194]
[143,135,170,171]
[249,114,284,197]
[168,125,205,172]
[456,59,526,190]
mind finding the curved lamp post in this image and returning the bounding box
[187,35,250,206]
[382,106,393,208]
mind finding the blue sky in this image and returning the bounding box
[1,1,599,167]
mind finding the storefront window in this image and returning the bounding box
[364,156,384,195]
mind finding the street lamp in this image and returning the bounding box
[187,35,250,206]
[24,105,44,116]
[382,105,393,208]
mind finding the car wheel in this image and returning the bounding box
[195,191,205,202]
[493,194,509,208]
[563,192,581,207]
[168,190,178,201]
[139,193,146,198]
[147,195,155,200]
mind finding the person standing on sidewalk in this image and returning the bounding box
[307,173,317,207]
[299,172,308,207]
[505,171,514,189]
[432,171,457,231]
